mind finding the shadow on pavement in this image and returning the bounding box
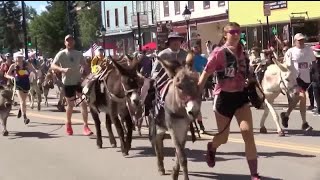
[127,146,242,163]
[286,129,320,137]
[8,131,61,140]
[216,151,316,158]
[187,171,283,180]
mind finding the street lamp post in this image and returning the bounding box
[21,0,28,59]
[182,5,191,50]
[100,26,106,56]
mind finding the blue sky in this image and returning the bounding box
[25,1,48,14]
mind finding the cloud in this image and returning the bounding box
[38,5,47,13]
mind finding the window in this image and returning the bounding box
[188,1,194,12]
[136,1,141,13]
[115,8,119,27]
[124,6,128,25]
[218,1,225,7]
[174,1,180,15]
[106,10,110,27]
[203,1,210,9]
[143,1,147,13]
[163,1,169,17]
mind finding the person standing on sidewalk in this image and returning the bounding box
[51,34,93,136]
[280,33,315,132]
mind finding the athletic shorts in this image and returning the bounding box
[63,84,82,98]
[296,77,310,92]
[213,91,250,119]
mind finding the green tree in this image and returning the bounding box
[28,1,68,57]
[25,5,37,21]
[76,1,101,49]
[0,1,22,54]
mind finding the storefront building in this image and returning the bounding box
[229,1,320,50]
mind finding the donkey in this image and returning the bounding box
[42,71,55,107]
[29,70,42,111]
[259,58,300,136]
[150,55,201,180]
[0,85,13,136]
[84,54,143,156]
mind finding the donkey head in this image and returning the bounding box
[109,55,142,109]
[158,56,201,120]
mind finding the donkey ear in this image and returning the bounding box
[185,50,195,70]
[111,57,130,76]
[157,56,182,78]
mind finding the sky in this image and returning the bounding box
[25,1,48,14]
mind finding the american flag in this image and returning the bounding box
[91,42,99,57]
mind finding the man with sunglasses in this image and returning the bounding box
[51,34,93,136]
[280,33,315,132]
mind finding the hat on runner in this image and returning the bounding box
[13,52,24,59]
[64,34,74,41]
[294,33,305,41]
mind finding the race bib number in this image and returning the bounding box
[225,67,235,77]
[298,62,308,69]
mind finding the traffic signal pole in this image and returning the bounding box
[21,0,28,59]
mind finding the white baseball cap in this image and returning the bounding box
[13,52,24,59]
[294,33,305,41]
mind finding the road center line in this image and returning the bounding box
[13,111,320,154]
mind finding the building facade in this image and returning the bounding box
[101,1,134,55]
[229,1,320,50]
[131,1,159,50]
[159,1,228,55]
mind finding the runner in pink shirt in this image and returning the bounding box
[198,22,260,180]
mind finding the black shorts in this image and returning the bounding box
[296,78,310,92]
[213,91,250,119]
[63,84,82,98]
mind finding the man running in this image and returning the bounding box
[51,34,93,136]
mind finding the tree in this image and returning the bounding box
[28,1,68,57]
[76,1,101,49]
[25,5,37,21]
[0,1,22,54]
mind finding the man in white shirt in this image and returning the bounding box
[281,33,315,132]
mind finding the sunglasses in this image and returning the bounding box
[227,29,241,35]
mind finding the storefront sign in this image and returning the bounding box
[263,1,287,10]
[263,4,271,16]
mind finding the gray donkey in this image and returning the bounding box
[84,54,143,156]
[0,85,13,136]
[150,55,201,180]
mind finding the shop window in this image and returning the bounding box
[124,6,128,25]
[106,10,110,28]
[115,8,119,27]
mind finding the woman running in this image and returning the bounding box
[198,22,261,180]
[5,52,37,124]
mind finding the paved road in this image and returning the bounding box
[0,93,319,180]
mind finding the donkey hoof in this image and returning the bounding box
[158,168,165,176]
[171,168,179,180]
[122,152,129,156]
[97,144,102,149]
[259,127,267,134]
[278,130,285,137]
[2,130,8,136]
[30,106,34,110]
[138,130,142,136]
[111,143,117,148]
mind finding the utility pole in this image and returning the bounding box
[21,0,28,59]
[137,12,142,51]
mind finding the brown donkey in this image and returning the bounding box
[150,53,201,180]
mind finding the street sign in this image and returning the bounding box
[131,14,148,27]
[263,4,271,16]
